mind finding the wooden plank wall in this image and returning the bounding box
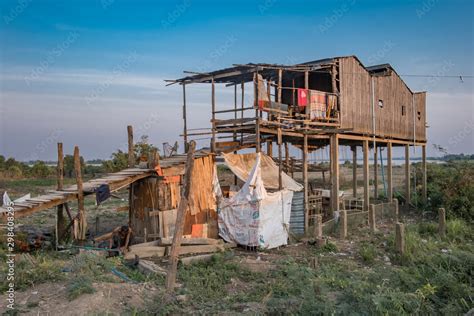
[339,57,372,135]
[339,56,427,142]
[130,155,217,240]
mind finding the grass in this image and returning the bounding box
[358,241,378,264]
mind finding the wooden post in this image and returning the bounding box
[395,222,405,255]
[351,146,357,198]
[387,142,393,201]
[74,146,86,240]
[303,134,309,234]
[254,74,261,153]
[56,143,65,244]
[182,83,188,152]
[374,143,378,199]
[363,140,370,211]
[266,139,273,157]
[166,141,196,291]
[369,204,376,231]
[393,198,399,222]
[330,134,339,215]
[340,210,347,239]
[438,208,446,238]
[127,125,134,168]
[313,214,323,238]
[422,145,427,203]
[285,142,289,173]
[211,78,216,153]
[405,144,410,209]
[277,129,283,190]
[241,80,244,142]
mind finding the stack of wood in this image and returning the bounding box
[124,237,233,261]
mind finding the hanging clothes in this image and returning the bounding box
[95,184,111,205]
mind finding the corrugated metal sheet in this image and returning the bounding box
[290,191,305,235]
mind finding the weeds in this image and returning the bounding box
[358,242,378,264]
[66,276,95,300]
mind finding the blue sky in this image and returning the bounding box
[0,0,473,160]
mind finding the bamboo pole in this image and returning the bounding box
[363,140,370,212]
[166,141,196,291]
[387,142,393,201]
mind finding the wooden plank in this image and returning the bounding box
[159,237,221,246]
[166,141,196,291]
[167,244,224,256]
[124,246,166,260]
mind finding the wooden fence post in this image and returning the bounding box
[166,141,196,291]
[313,214,323,238]
[438,208,446,238]
[369,204,376,231]
[395,222,405,255]
[339,210,347,239]
[74,146,87,240]
[127,125,134,168]
[393,198,399,222]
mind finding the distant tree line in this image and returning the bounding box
[0,135,159,179]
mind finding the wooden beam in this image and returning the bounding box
[337,133,426,146]
[387,142,393,201]
[127,125,134,168]
[352,146,357,198]
[363,140,369,212]
[405,144,410,209]
[374,143,378,199]
[74,146,86,240]
[330,134,339,215]
[422,145,427,203]
[166,141,196,291]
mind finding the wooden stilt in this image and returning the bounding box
[73,146,86,241]
[352,146,357,198]
[422,145,427,203]
[303,134,309,234]
[266,139,273,157]
[166,141,196,291]
[278,129,283,190]
[405,144,411,209]
[363,140,370,212]
[285,142,289,173]
[330,134,339,216]
[387,142,393,201]
[374,143,378,199]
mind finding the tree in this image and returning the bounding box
[102,150,128,172]
[134,135,158,162]
[64,154,85,178]
[31,161,52,178]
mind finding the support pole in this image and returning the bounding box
[127,125,134,168]
[233,83,238,185]
[303,134,309,234]
[285,142,289,173]
[74,146,86,241]
[352,146,357,198]
[277,129,283,190]
[363,140,370,212]
[387,142,393,201]
[374,143,378,199]
[182,83,188,152]
[422,145,427,203]
[330,134,339,215]
[313,214,323,238]
[211,78,216,153]
[266,139,273,157]
[56,143,65,244]
[405,144,411,209]
[254,73,261,153]
[166,141,196,291]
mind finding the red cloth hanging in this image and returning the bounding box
[298,89,308,107]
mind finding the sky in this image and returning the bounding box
[0,0,473,161]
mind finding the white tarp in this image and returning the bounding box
[216,154,293,249]
[222,152,303,192]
